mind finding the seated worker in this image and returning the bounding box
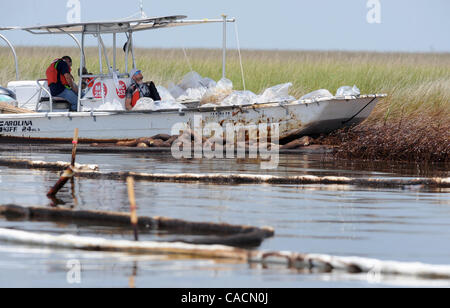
[125,68,161,111]
[79,67,95,91]
[46,56,79,112]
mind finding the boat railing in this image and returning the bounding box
[0,32,20,80]
[79,73,130,79]
[36,79,53,113]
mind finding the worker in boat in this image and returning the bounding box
[78,67,95,98]
[79,67,95,90]
[125,68,161,111]
[46,56,79,112]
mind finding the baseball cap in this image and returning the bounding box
[130,68,142,77]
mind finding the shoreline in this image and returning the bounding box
[0,117,448,164]
[316,120,449,163]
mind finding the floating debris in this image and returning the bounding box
[280,136,314,150]
[104,133,314,150]
[113,134,176,148]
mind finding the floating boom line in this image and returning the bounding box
[0,158,448,189]
[1,227,450,279]
[77,171,449,189]
[0,158,98,172]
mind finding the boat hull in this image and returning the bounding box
[0,95,385,143]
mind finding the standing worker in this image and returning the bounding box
[46,56,79,112]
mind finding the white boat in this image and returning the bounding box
[0,16,386,143]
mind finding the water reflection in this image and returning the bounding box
[1,149,449,178]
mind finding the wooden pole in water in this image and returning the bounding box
[71,128,79,167]
[47,129,79,197]
[70,178,78,208]
[127,176,139,241]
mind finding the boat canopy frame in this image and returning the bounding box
[18,16,236,35]
[15,15,236,112]
[1,26,84,82]
[2,15,236,112]
[0,27,20,80]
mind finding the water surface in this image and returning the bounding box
[0,150,448,287]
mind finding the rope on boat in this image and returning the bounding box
[1,227,450,279]
[0,205,275,248]
[0,158,448,188]
[0,102,34,114]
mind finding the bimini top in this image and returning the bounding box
[17,15,235,35]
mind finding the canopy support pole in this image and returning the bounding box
[97,27,103,74]
[69,33,86,67]
[77,30,85,112]
[57,28,85,66]
[113,33,117,72]
[97,26,106,105]
[125,33,130,74]
[0,33,19,80]
[99,35,112,75]
[222,14,227,79]
[130,31,136,70]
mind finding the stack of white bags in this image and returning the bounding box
[133,71,361,111]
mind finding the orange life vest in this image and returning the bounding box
[131,86,141,108]
[84,77,96,88]
[46,59,71,88]
[86,77,95,88]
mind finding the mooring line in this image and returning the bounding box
[0,227,449,279]
[342,97,378,125]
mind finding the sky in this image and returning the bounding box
[0,0,449,52]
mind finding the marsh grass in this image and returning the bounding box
[1,46,449,124]
[317,119,449,162]
[0,47,448,161]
